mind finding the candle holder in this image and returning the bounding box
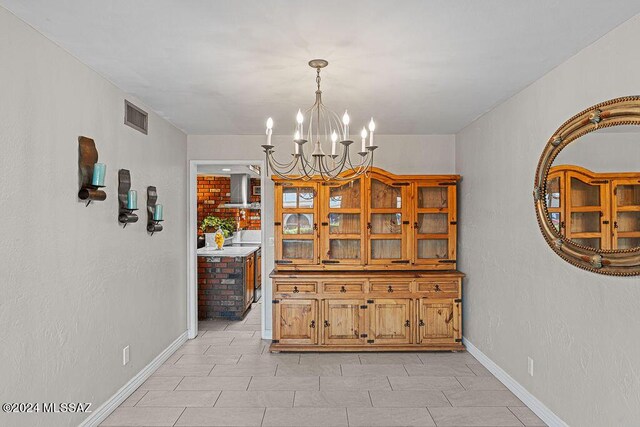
[118,169,138,228]
[147,186,163,236]
[77,136,107,206]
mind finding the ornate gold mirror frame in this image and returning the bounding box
[534,96,640,276]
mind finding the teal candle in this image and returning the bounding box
[92,163,106,186]
[153,204,163,221]
[127,190,137,209]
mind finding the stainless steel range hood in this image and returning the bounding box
[220,174,260,209]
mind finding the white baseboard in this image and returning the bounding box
[463,337,568,427]
[79,331,188,427]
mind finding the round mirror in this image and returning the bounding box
[534,96,640,275]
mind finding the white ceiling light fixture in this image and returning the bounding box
[262,59,377,181]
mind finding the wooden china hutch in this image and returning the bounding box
[546,165,640,250]
[270,168,465,352]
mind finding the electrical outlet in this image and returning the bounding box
[123,346,130,366]
[268,237,275,247]
[527,356,534,376]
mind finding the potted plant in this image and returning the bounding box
[200,216,237,247]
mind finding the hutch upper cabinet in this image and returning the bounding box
[546,165,640,250]
[274,168,461,270]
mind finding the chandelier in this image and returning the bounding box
[261,59,378,181]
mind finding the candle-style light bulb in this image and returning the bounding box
[342,110,350,140]
[360,127,368,152]
[368,118,375,146]
[296,109,304,139]
[331,131,338,156]
[266,117,273,146]
[294,130,300,155]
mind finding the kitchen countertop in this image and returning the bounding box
[197,244,260,257]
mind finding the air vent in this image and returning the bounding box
[124,100,148,134]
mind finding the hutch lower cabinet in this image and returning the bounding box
[270,271,464,351]
[271,168,464,352]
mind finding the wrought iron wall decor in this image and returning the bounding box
[147,186,163,235]
[118,169,139,227]
[78,136,107,206]
[534,96,640,276]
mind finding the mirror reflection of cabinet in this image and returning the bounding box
[565,171,610,249]
[275,182,319,264]
[546,171,564,233]
[546,165,640,250]
[612,180,640,249]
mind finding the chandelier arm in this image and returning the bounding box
[268,155,301,179]
[266,148,301,169]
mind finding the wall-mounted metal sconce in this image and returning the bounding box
[78,136,107,206]
[118,169,139,228]
[147,186,164,236]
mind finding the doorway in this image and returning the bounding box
[187,160,268,339]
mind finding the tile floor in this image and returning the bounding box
[101,302,546,427]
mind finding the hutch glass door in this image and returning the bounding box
[275,182,319,265]
[321,179,365,265]
[546,171,565,234]
[612,179,640,249]
[367,176,409,264]
[565,171,610,249]
[413,181,456,265]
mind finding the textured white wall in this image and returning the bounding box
[0,7,187,427]
[456,14,640,426]
[188,134,455,336]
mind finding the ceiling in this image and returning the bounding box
[3,1,640,135]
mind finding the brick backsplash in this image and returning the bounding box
[197,175,261,232]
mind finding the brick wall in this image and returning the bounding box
[198,255,246,320]
[197,175,261,232]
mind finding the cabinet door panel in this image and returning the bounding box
[417,299,461,344]
[369,299,412,345]
[546,172,565,234]
[321,179,365,265]
[612,180,640,250]
[245,256,254,309]
[367,175,409,264]
[275,182,319,265]
[323,300,366,345]
[413,182,457,266]
[274,299,317,345]
[565,172,610,249]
